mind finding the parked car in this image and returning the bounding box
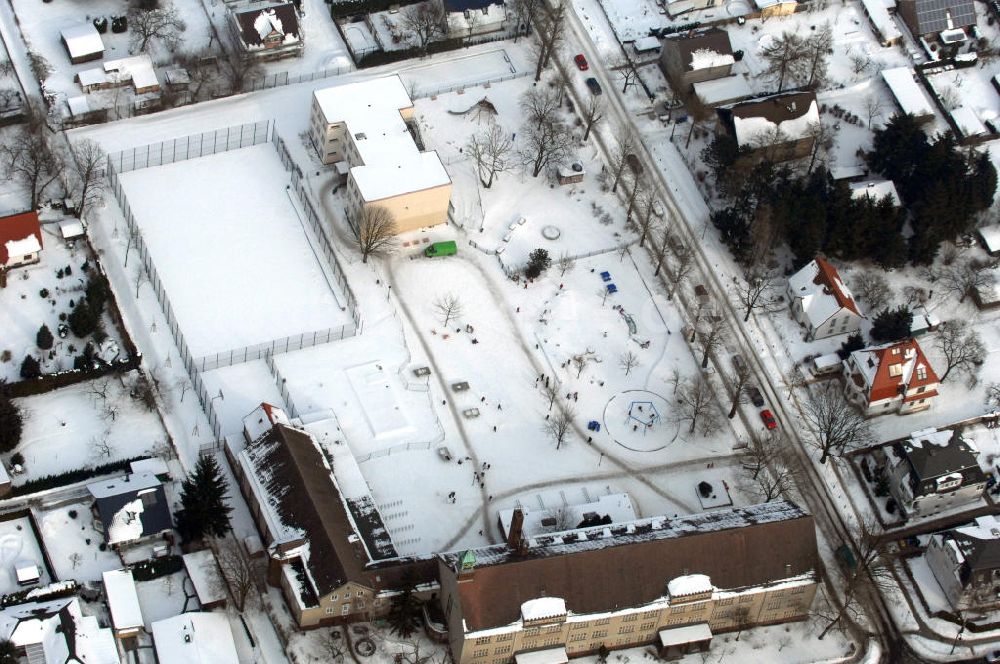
[574,54,589,70]
[585,77,602,95]
[746,386,765,408]
[732,354,747,374]
[759,409,777,430]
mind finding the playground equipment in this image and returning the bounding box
[625,400,661,434]
[425,241,457,257]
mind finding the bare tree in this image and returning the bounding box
[850,270,892,311]
[130,5,186,53]
[684,94,713,149]
[624,172,648,224]
[619,351,640,377]
[0,89,20,116]
[26,51,51,83]
[70,139,106,221]
[402,0,447,56]
[531,3,566,81]
[557,252,575,277]
[433,293,464,327]
[611,54,639,94]
[630,187,660,248]
[581,96,604,142]
[543,406,575,449]
[803,120,835,176]
[541,382,559,411]
[214,537,255,612]
[802,384,873,463]
[935,320,985,384]
[864,94,886,128]
[727,362,753,418]
[571,353,590,378]
[730,604,753,641]
[665,237,695,297]
[796,24,833,89]
[520,87,561,127]
[734,262,778,322]
[608,126,637,193]
[849,51,873,77]
[320,630,346,663]
[520,118,574,178]
[695,320,727,369]
[673,375,720,436]
[741,429,781,480]
[355,205,398,263]
[1,125,63,209]
[508,0,538,40]
[90,431,115,460]
[760,31,805,91]
[467,123,513,188]
[938,258,997,303]
[219,53,261,94]
[751,455,795,501]
[650,227,672,279]
[135,268,147,299]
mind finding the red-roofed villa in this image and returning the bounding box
[786,257,863,340]
[0,210,42,271]
[843,338,939,416]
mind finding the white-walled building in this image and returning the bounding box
[786,258,864,340]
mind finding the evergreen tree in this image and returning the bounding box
[838,332,865,360]
[0,639,17,664]
[36,324,53,351]
[0,394,22,454]
[68,300,98,338]
[19,355,40,380]
[175,455,233,543]
[84,276,109,313]
[870,306,913,344]
[388,575,423,638]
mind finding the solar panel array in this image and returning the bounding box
[911,0,976,34]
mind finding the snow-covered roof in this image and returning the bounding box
[514,647,568,664]
[76,68,109,88]
[831,164,866,180]
[233,2,301,49]
[692,75,753,107]
[67,95,91,118]
[951,106,988,138]
[724,92,819,148]
[881,67,935,119]
[313,76,451,202]
[667,573,713,597]
[129,456,169,477]
[89,472,170,545]
[814,353,842,370]
[88,472,160,499]
[787,258,861,329]
[658,622,712,646]
[182,550,226,607]
[632,36,661,52]
[850,180,901,207]
[104,55,159,91]
[860,0,902,41]
[848,338,939,404]
[5,234,40,260]
[688,48,735,71]
[61,24,104,59]
[58,219,86,240]
[1,597,117,664]
[102,570,143,631]
[151,613,239,664]
[980,224,1000,253]
[497,493,636,539]
[521,597,566,621]
[243,402,290,443]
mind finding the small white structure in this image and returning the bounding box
[950,106,989,140]
[58,219,86,241]
[0,211,43,270]
[151,612,240,664]
[14,563,40,586]
[881,68,936,123]
[786,257,864,340]
[104,55,160,94]
[102,570,143,639]
[979,224,1000,256]
[850,180,901,207]
[243,402,290,443]
[60,24,104,64]
[692,75,753,107]
[182,550,227,609]
[860,0,903,44]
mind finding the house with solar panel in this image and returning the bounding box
[897,0,975,41]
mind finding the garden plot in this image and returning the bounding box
[35,503,121,582]
[135,571,190,629]
[0,517,50,594]
[12,373,168,483]
[117,143,351,359]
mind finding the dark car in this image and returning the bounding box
[747,386,765,408]
[760,409,777,430]
[574,53,589,70]
[585,77,602,95]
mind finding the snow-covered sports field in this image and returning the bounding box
[117,144,351,358]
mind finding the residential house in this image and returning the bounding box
[0,597,118,664]
[230,2,303,60]
[859,0,903,45]
[60,24,104,64]
[311,76,452,234]
[439,500,818,664]
[445,0,508,38]
[786,257,864,340]
[926,515,1000,611]
[843,338,940,415]
[151,612,240,664]
[102,570,144,645]
[716,91,820,162]
[0,210,43,271]
[850,180,901,207]
[885,428,987,518]
[104,55,161,95]
[752,0,798,17]
[227,419,437,628]
[897,0,975,37]
[692,75,753,108]
[87,472,173,548]
[659,28,734,91]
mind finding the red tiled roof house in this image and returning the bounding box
[787,257,864,340]
[0,211,43,271]
[843,338,939,416]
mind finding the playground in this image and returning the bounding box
[603,390,672,452]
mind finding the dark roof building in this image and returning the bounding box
[659,28,735,89]
[886,427,987,518]
[897,0,975,36]
[716,91,820,160]
[230,2,303,60]
[87,472,172,547]
[927,515,1000,611]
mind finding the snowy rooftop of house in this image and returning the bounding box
[633,36,661,52]
[787,257,861,329]
[58,219,86,240]
[665,28,733,71]
[0,597,117,664]
[937,515,1000,572]
[688,48,735,71]
[831,164,866,180]
[313,76,451,202]
[981,224,1000,253]
[76,67,109,88]
[667,573,713,597]
[497,493,636,539]
[243,402,290,443]
[102,570,143,631]
[447,3,506,31]
[233,3,301,49]
[692,75,753,107]
[951,106,988,138]
[87,471,160,499]
[5,234,40,260]
[860,0,903,41]
[521,597,567,621]
[88,472,170,545]
[848,338,938,403]
[723,92,819,148]
[881,68,935,118]
[67,96,91,118]
[151,612,239,664]
[182,550,226,607]
[61,24,104,59]
[850,180,901,207]
[899,428,981,479]
[104,55,159,91]
[129,456,169,477]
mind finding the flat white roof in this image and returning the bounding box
[76,68,108,88]
[61,24,104,59]
[129,457,169,476]
[860,0,902,41]
[692,75,753,106]
[88,471,160,499]
[659,623,712,647]
[102,570,143,631]
[67,96,91,117]
[105,55,159,91]
[515,647,568,664]
[850,180,900,206]
[830,164,865,180]
[980,224,1000,253]
[633,36,661,52]
[182,550,226,606]
[951,106,988,138]
[881,67,935,119]
[151,613,239,664]
[58,219,85,239]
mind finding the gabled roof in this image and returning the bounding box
[151,612,239,664]
[948,516,1000,573]
[899,428,982,481]
[87,473,172,545]
[719,91,819,148]
[848,338,939,404]
[234,2,300,48]
[0,210,42,266]
[664,28,733,71]
[787,257,861,328]
[0,597,117,664]
[903,0,975,34]
[440,500,818,632]
[443,0,503,11]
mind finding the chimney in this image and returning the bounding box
[507,508,528,555]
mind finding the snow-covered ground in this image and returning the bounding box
[0,516,51,594]
[34,502,121,582]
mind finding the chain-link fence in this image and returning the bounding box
[109,120,273,173]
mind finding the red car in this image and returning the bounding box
[760,409,778,430]
[574,54,589,70]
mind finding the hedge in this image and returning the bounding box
[131,555,184,582]
[1,580,78,608]
[330,0,420,20]
[11,455,149,497]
